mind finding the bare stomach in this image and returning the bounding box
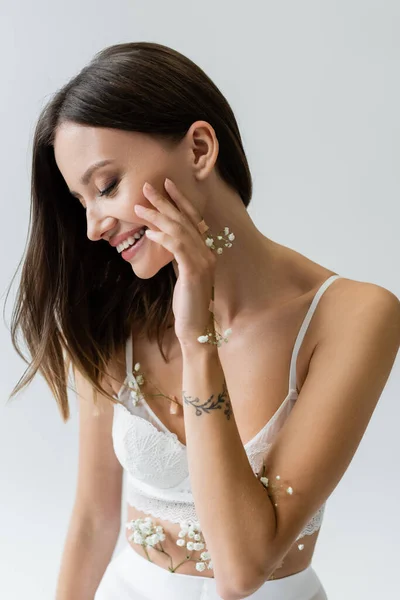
[125,503,320,580]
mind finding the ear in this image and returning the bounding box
[186,120,219,180]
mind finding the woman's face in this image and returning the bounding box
[54,122,198,279]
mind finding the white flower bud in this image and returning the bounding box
[188,530,195,538]
[133,532,144,544]
[224,227,230,235]
[196,562,206,572]
[205,237,214,247]
[228,233,235,241]
[217,247,223,254]
[194,534,201,541]
[139,522,152,534]
[176,538,185,547]
[187,541,194,550]
[194,542,204,551]
[136,375,144,385]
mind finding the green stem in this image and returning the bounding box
[169,551,197,573]
[142,545,153,563]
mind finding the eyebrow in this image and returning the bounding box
[69,159,115,196]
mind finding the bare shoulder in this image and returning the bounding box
[315,276,400,342]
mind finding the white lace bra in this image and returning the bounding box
[111,275,342,540]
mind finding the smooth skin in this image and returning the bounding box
[54,121,400,598]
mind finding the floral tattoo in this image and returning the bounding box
[182,380,232,420]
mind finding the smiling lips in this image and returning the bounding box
[109,224,148,247]
[116,227,148,253]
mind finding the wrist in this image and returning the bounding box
[180,341,219,362]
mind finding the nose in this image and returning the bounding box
[86,207,115,243]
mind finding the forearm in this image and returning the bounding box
[55,508,120,600]
[181,345,276,597]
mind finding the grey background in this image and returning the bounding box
[0,1,399,598]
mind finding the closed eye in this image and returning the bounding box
[99,179,118,197]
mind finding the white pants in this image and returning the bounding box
[95,543,328,600]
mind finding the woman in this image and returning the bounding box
[9,41,399,600]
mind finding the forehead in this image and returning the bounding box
[53,123,176,192]
[54,123,142,169]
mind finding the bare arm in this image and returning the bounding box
[55,366,123,600]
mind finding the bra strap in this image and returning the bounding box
[125,332,133,378]
[288,275,342,392]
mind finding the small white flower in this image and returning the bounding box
[145,534,158,546]
[196,562,206,572]
[186,541,194,551]
[134,362,141,372]
[228,233,235,241]
[188,530,195,538]
[155,526,164,534]
[194,521,201,531]
[178,530,186,538]
[224,227,230,235]
[133,531,144,544]
[217,247,223,254]
[205,237,214,247]
[139,522,152,534]
[194,534,201,541]
[200,551,211,560]
[194,542,205,551]
[260,476,269,488]
[136,374,144,385]
[197,335,209,343]
[298,544,304,551]
[130,391,140,405]
[224,328,232,337]
[176,538,185,547]
[286,486,293,495]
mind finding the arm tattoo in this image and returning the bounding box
[182,380,232,420]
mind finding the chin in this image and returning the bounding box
[129,247,174,279]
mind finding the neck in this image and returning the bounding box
[171,183,289,334]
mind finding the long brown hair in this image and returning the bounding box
[5,42,253,422]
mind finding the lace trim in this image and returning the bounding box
[126,486,326,539]
[127,487,199,524]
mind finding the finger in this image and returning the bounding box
[135,204,189,241]
[145,229,205,273]
[143,182,185,223]
[164,178,204,231]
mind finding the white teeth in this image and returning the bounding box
[117,229,146,253]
